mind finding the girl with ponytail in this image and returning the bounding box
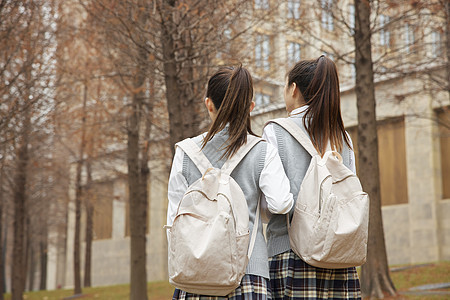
[264,56,361,299]
[167,66,294,299]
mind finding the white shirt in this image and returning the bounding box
[262,106,356,174]
[167,141,294,226]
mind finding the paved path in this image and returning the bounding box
[401,282,450,297]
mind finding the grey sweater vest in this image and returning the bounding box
[266,114,354,257]
[182,129,270,279]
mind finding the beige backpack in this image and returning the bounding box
[166,135,261,296]
[267,118,369,269]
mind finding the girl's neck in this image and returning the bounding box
[289,104,308,116]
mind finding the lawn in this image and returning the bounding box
[388,261,450,299]
[3,282,174,300]
[4,262,449,299]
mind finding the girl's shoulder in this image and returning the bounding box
[190,132,207,146]
[248,135,268,155]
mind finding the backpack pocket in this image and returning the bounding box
[313,192,369,266]
[289,202,320,259]
[169,210,236,286]
[233,230,250,280]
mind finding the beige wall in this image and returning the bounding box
[63,159,169,288]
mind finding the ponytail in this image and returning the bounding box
[202,65,256,158]
[288,56,351,155]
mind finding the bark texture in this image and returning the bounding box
[0,155,4,300]
[446,1,450,99]
[73,83,88,295]
[128,26,150,300]
[353,1,397,298]
[39,237,47,290]
[83,161,93,288]
[159,0,205,155]
[12,107,30,300]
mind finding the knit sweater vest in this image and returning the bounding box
[266,114,354,257]
[182,128,269,279]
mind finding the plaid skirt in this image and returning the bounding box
[269,250,361,300]
[172,274,271,300]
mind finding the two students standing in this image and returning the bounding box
[167,57,362,299]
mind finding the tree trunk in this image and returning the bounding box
[129,9,149,295]
[12,106,31,300]
[128,83,148,300]
[27,242,35,291]
[23,215,29,291]
[159,0,201,156]
[74,83,88,295]
[353,1,397,298]
[160,3,183,156]
[1,224,6,297]
[83,160,93,288]
[446,0,450,99]
[39,173,48,291]
[0,158,4,300]
[39,238,47,290]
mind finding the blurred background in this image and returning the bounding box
[0,0,448,299]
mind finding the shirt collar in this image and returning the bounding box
[289,105,308,117]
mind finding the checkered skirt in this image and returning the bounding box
[172,274,271,300]
[269,250,361,300]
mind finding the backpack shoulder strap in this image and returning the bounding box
[176,138,213,175]
[220,135,263,176]
[265,118,318,157]
[247,199,260,260]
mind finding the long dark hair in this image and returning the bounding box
[287,55,351,155]
[202,65,256,158]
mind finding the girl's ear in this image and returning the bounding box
[291,82,298,97]
[250,101,255,112]
[205,97,216,113]
[291,82,306,105]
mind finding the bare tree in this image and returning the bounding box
[78,1,155,298]
[353,1,397,298]
[83,160,93,288]
[446,0,450,100]
[155,0,265,153]
[0,145,4,300]
[12,105,31,300]
[73,83,88,295]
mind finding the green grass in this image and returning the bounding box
[388,261,450,299]
[4,281,174,300]
[4,262,449,299]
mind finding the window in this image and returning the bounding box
[255,35,270,70]
[432,31,442,58]
[349,4,355,34]
[380,15,390,47]
[321,0,333,31]
[255,0,269,10]
[287,0,301,19]
[404,23,414,53]
[348,118,408,206]
[288,42,301,66]
[92,181,114,240]
[255,92,271,107]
